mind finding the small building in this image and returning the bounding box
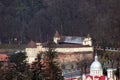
[0,54,9,69]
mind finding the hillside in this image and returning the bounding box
[0,0,120,47]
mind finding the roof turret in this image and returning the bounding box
[54,31,60,38]
[87,34,90,37]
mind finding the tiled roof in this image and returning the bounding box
[0,54,8,61]
[26,40,36,48]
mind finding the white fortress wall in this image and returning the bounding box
[26,48,38,63]
[26,48,38,57]
[39,47,94,53]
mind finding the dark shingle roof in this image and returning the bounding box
[26,40,36,48]
[54,31,60,38]
[56,43,89,48]
[42,42,90,48]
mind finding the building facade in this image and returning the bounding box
[26,31,94,70]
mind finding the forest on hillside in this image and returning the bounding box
[0,0,120,47]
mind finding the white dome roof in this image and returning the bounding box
[90,55,102,70]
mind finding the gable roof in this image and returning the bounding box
[54,31,60,38]
[26,40,36,48]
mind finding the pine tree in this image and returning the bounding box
[45,41,64,80]
[31,53,45,80]
[6,51,31,80]
[31,41,63,80]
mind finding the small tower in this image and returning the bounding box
[107,68,114,80]
[26,40,37,64]
[82,74,86,80]
[83,34,92,46]
[53,31,61,44]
